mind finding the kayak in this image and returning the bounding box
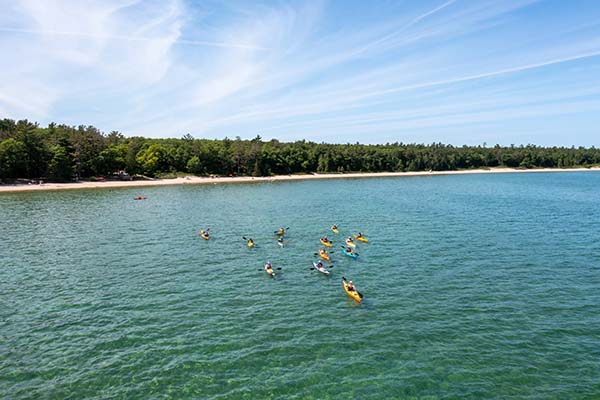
[345,239,356,248]
[312,262,330,275]
[354,235,368,243]
[332,227,339,234]
[265,266,275,277]
[342,277,362,303]
[200,232,210,240]
[320,239,333,248]
[319,249,330,261]
[343,248,358,259]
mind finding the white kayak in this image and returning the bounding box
[312,261,330,275]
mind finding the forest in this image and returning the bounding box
[1,118,599,182]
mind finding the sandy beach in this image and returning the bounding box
[0,167,598,193]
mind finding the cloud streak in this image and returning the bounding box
[0,26,270,50]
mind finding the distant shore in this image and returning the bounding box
[1,167,598,193]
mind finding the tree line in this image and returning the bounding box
[0,118,598,182]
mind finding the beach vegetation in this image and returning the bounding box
[1,118,599,182]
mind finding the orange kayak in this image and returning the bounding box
[319,249,330,261]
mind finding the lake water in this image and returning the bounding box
[1,172,599,399]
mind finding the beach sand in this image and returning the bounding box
[1,167,598,193]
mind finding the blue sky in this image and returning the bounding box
[1,0,599,146]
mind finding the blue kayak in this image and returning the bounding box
[343,248,358,259]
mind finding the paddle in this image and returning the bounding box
[342,276,363,298]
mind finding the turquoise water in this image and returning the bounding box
[2,172,600,399]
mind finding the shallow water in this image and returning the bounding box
[2,172,600,399]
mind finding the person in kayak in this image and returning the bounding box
[200,230,209,238]
[277,227,285,235]
[346,246,353,253]
[316,260,324,269]
[321,236,330,243]
[248,238,254,246]
[332,224,338,230]
[356,232,363,238]
[347,237,354,243]
[277,237,284,245]
[265,261,273,271]
[347,281,355,291]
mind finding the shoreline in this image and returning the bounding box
[1,167,598,193]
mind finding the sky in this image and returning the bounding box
[1,0,600,146]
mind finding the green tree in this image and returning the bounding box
[186,155,205,175]
[0,138,27,179]
[136,143,166,176]
[47,145,74,182]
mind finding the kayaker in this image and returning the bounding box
[200,230,208,237]
[265,261,273,270]
[346,246,353,253]
[278,237,284,244]
[332,224,338,230]
[347,281,355,291]
[356,232,363,238]
[248,238,254,246]
[347,237,354,243]
[316,260,324,269]
[321,236,329,243]
[277,227,285,235]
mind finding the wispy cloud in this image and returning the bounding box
[0,26,269,50]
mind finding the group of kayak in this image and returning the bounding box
[200,224,367,303]
[320,224,367,261]
[310,224,369,303]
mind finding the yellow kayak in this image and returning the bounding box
[320,238,333,248]
[332,227,339,234]
[265,266,275,277]
[342,277,362,303]
[200,232,210,240]
[354,235,368,243]
[247,241,254,248]
[345,239,356,248]
[319,249,330,261]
